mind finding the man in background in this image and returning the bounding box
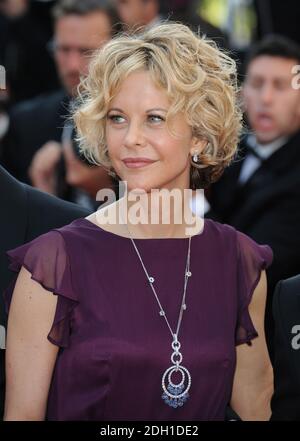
[0,0,118,186]
[114,0,227,47]
[207,35,300,358]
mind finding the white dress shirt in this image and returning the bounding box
[238,134,288,185]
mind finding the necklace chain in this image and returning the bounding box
[129,234,191,340]
[121,210,193,408]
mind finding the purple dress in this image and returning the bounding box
[4,217,273,420]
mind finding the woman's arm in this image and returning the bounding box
[4,266,59,420]
[230,270,274,421]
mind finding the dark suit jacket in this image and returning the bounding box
[271,275,300,420]
[0,165,91,418]
[206,130,300,357]
[0,90,69,184]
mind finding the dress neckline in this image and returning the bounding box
[76,216,209,241]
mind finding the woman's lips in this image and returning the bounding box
[122,159,157,168]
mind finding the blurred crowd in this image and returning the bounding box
[1,1,300,205]
[1,0,300,418]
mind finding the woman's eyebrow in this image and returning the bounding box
[146,108,167,113]
[107,108,124,113]
[107,107,168,113]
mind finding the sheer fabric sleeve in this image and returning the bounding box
[3,230,78,348]
[235,231,273,346]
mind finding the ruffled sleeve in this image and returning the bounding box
[235,231,273,346]
[3,230,78,348]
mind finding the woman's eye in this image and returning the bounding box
[148,114,164,123]
[108,115,125,123]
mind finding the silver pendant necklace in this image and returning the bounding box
[124,221,193,408]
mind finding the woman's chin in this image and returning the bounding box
[117,177,154,194]
[126,184,153,195]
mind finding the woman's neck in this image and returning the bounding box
[117,191,203,239]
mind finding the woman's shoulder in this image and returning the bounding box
[5,215,104,272]
[52,212,112,240]
[204,218,238,247]
[204,218,273,264]
[204,218,268,246]
[204,217,237,236]
[54,201,126,238]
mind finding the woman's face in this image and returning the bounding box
[105,70,204,193]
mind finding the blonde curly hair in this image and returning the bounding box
[73,22,243,189]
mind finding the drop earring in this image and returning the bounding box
[192,152,199,163]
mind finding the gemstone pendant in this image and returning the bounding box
[161,365,191,408]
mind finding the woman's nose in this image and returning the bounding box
[124,121,145,148]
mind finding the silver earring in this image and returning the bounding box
[192,152,199,163]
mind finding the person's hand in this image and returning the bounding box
[29,141,62,195]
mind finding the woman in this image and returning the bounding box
[4,22,273,421]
